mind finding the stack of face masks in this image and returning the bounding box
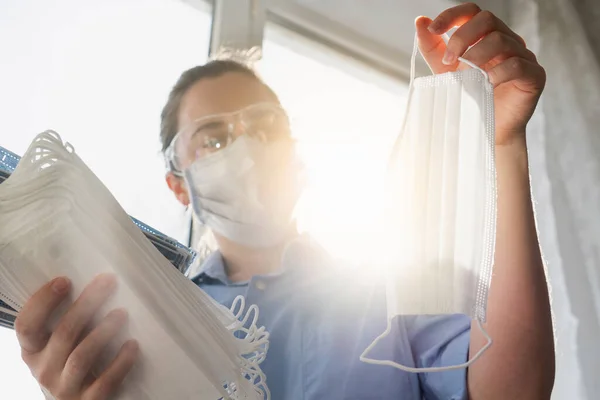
[361,33,496,373]
[0,146,197,330]
[0,146,197,276]
[0,131,270,400]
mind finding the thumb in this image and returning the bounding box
[415,16,456,74]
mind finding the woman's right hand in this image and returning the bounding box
[15,275,139,400]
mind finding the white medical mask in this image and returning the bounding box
[361,34,496,372]
[185,135,304,248]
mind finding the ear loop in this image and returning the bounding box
[362,31,494,373]
[360,319,492,373]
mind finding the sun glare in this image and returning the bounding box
[260,36,407,269]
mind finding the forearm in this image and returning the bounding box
[468,136,555,399]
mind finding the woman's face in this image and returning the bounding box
[165,72,281,206]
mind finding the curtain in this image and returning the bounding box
[510,0,600,398]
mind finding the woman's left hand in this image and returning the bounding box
[416,3,546,146]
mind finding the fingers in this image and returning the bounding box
[427,2,481,34]
[462,32,537,68]
[60,308,129,394]
[421,4,531,75]
[83,340,139,400]
[442,10,526,65]
[46,274,118,368]
[415,16,452,75]
[16,277,71,355]
[487,57,546,91]
[17,275,134,400]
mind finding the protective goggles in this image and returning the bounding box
[165,103,291,174]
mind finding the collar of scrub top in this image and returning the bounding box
[190,234,333,286]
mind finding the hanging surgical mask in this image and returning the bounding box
[185,135,304,248]
[361,33,496,372]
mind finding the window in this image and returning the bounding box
[0,1,407,397]
[260,23,407,266]
[0,1,211,397]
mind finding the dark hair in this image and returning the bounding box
[160,59,272,154]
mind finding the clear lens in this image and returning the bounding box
[241,105,291,143]
[167,103,290,172]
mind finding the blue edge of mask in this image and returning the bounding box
[0,146,197,329]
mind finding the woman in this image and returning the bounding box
[14,4,554,399]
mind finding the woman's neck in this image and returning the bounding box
[215,235,287,282]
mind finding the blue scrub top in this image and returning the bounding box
[191,236,471,400]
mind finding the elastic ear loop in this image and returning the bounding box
[364,32,493,373]
[227,295,271,398]
[360,319,492,373]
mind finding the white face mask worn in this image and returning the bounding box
[360,32,496,373]
[185,134,304,248]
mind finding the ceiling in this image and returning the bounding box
[184,0,510,80]
[266,0,458,79]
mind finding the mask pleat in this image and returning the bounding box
[412,84,434,311]
[425,80,448,313]
[453,70,484,315]
[438,76,462,313]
